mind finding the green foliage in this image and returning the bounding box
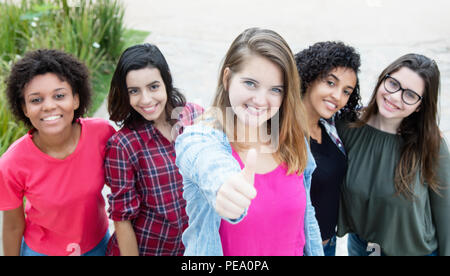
[0,0,136,155]
[0,1,30,61]
[93,0,126,61]
[88,28,150,117]
[0,61,27,155]
[0,0,126,74]
[0,94,27,156]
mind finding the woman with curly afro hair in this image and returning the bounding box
[0,49,115,256]
[294,41,361,256]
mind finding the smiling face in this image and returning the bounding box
[126,67,168,124]
[21,73,79,136]
[375,66,424,122]
[224,54,284,130]
[303,67,357,120]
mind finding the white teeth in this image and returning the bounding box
[324,101,337,109]
[143,105,156,112]
[384,98,398,109]
[42,115,61,121]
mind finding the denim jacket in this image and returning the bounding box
[175,123,324,256]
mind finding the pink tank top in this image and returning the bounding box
[219,148,306,256]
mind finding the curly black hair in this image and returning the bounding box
[6,49,91,128]
[294,41,361,121]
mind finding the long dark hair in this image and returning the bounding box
[354,53,441,198]
[108,43,186,129]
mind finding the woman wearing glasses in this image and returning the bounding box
[336,53,450,256]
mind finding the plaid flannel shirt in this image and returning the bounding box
[105,103,203,256]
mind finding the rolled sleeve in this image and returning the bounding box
[105,138,140,221]
[175,124,242,217]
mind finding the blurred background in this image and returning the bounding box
[113,0,450,143]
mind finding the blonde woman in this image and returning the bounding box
[175,28,323,256]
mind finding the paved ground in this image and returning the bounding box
[2,0,449,256]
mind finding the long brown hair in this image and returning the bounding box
[203,27,309,175]
[354,53,441,198]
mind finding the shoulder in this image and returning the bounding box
[184,102,205,115]
[0,133,30,162]
[80,117,115,130]
[107,126,137,147]
[105,124,149,158]
[180,121,227,141]
[80,117,116,137]
[175,121,230,153]
[439,138,450,159]
[334,117,364,140]
[0,133,34,176]
[178,102,205,126]
[334,117,351,131]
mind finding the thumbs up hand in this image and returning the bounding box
[215,149,258,220]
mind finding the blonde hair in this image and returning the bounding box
[201,28,309,175]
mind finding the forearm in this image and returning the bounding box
[3,228,24,256]
[114,220,139,256]
[2,209,25,256]
[175,124,241,207]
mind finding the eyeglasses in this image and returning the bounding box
[383,75,423,105]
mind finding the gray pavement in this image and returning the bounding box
[2,0,450,256]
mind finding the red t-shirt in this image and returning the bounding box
[0,118,115,255]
